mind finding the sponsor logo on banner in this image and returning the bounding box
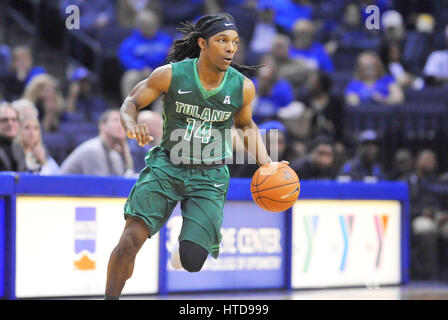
[339,214,355,272]
[291,200,401,288]
[374,214,389,269]
[303,215,318,273]
[74,207,96,270]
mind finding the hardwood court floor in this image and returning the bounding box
[114,281,448,300]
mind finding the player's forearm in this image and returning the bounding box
[120,97,139,132]
[239,120,271,166]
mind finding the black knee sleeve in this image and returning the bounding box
[179,240,209,272]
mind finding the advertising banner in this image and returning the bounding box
[0,198,4,298]
[291,200,401,288]
[165,201,286,292]
[15,196,159,298]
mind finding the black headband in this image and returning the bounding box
[201,19,238,40]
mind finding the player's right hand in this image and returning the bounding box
[127,124,154,146]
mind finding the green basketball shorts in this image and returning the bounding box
[124,146,230,259]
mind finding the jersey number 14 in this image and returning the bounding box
[184,118,212,143]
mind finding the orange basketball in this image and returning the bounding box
[251,162,300,212]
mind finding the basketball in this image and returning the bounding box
[250,162,300,212]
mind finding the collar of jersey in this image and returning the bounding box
[193,58,229,99]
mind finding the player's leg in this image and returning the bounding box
[105,216,149,299]
[176,166,230,272]
[170,239,209,271]
[179,240,209,272]
[106,147,180,295]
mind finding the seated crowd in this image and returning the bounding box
[2,0,448,280]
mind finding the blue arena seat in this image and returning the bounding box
[64,111,87,123]
[332,48,363,71]
[344,103,394,137]
[59,122,98,135]
[405,87,448,104]
[331,70,353,95]
[399,102,447,140]
[42,132,72,165]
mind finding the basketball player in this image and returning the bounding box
[105,13,285,299]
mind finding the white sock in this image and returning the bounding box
[170,242,183,270]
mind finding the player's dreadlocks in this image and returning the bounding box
[167,13,262,74]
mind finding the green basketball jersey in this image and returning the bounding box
[160,58,245,164]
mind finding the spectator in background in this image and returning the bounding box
[60,109,134,176]
[129,110,163,173]
[0,102,26,172]
[290,135,337,180]
[329,1,381,52]
[277,71,343,143]
[400,13,436,76]
[289,19,334,73]
[251,55,294,124]
[393,0,436,31]
[407,150,448,279]
[0,46,46,101]
[408,150,448,221]
[0,45,11,101]
[15,115,60,175]
[60,0,116,34]
[277,99,313,142]
[380,10,434,76]
[345,51,404,106]
[270,34,311,88]
[22,74,66,133]
[262,0,313,34]
[432,0,448,34]
[388,148,414,181]
[66,67,109,121]
[284,139,308,163]
[423,25,448,86]
[302,70,344,141]
[229,120,287,178]
[118,10,173,99]
[247,4,279,65]
[380,40,425,90]
[333,141,348,173]
[338,130,385,182]
[117,0,161,29]
[381,10,406,44]
[11,99,39,120]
